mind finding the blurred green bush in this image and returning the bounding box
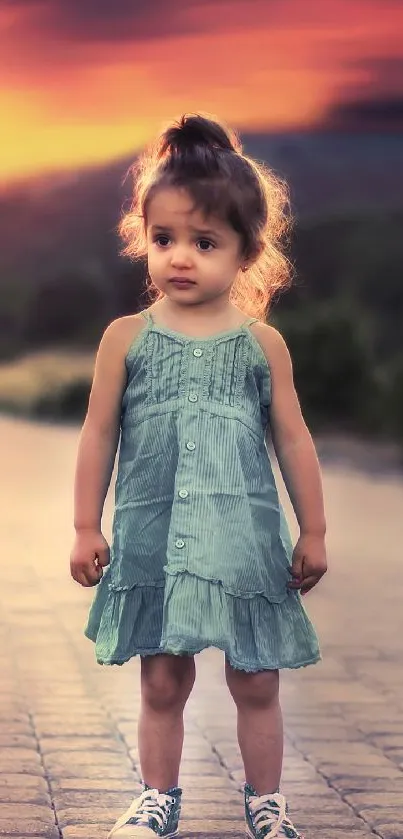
[273,303,378,432]
[0,210,402,442]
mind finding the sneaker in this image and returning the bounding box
[108,785,182,838]
[244,784,304,839]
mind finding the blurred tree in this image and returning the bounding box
[0,276,32,359]
[23,273,110,348]
[0,313,21,361]
[290,215,352,304]
[274,303,377,430]
[383,356,403,443]
[32,379,91,423]
[340,215,403,358]
[114,259,147,317]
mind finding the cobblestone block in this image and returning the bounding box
[344,791,403,809]
[0,722,32,735]
[0,749,41,763]
[0,787,51,805]
[51,777,137,793]
[179,820,244,833]
[178,761,223,776]
[52,791,133,810]
[0,735,37,749]
[349,808,403,829]
[47,764,137,781]
[44,752,132,777]
[0,759,44,776]
[375,826,403,839]
[0,776,48,791]
[0,805,53,821]
[176,789,241,803]
[328,763,402,778]
[284,798,355,815]
[52,829,104,839]
[358,722,403,736]
[179,775,235,789]
[387,749,403,766]
[291,726,362,742]
[56,807,120,827]
[331,776,403,793]
[33,717,113,738]
[369,734,403,749]
[0,817,59,837]
[296,812,368,830]
[182,802,243,819]
[304,833,378,838]
[40,737,125,754]
[280,778,340,803]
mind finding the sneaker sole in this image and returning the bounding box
[245,823,304,839]
[108,828,179,838]
[245,824,275,839]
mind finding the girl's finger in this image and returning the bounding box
[287,578,302,589]
[300,575,319,594]
[73,565,101,587]
[73,570,91,587]
[85,566,103,586]
[97,546,110,568]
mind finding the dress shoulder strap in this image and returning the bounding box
[244,317,259,326]
[140,308,153,323]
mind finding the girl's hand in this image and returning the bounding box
[287,534,327,595]
[70,530,110,587]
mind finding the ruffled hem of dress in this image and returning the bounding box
[84,567,321,671]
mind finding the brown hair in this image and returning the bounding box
[119,113,293,320]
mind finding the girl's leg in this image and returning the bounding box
[225,658,283,794]
[138,653,196,791]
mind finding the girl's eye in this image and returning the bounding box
[197,239,215,252]
[155,235,171,247]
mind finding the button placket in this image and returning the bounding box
[172,354,202,563]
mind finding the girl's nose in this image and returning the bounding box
[170,247,193,269]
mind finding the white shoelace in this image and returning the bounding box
[248,792,297,838]
[110,789,175,836]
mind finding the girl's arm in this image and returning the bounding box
[259,325,327,594]
[70,316,139,587]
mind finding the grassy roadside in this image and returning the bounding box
[0,350,95,421]
[0,351,402,470]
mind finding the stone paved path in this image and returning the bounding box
[1,417,403,838]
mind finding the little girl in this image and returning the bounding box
[70,113,327,839]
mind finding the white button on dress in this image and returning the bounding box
[175,539,185,549]
[193,348,203,357]
[178,489,189,499]
[186,441,196,451]
[188,393,198,402]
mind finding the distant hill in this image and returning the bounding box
[0,131,402,291]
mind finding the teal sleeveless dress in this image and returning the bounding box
[85,309,321,671]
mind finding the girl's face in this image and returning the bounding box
[146,187,245,307]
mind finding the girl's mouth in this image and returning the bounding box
[169,278,196,288]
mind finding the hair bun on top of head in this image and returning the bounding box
[158,114,241,159]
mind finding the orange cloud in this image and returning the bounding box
[0,0,402,183]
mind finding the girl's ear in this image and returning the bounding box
[242,240,264,270]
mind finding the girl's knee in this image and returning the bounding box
[141,654,196,711]
[225,659,279,709]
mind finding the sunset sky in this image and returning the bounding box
[1,0,402,183]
